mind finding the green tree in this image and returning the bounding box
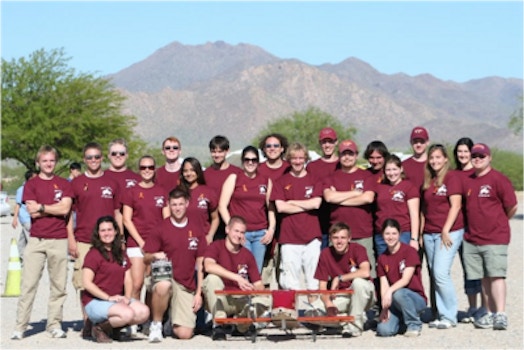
[252,107,357,154]
[1,48,145,174]
[508,96,523,135]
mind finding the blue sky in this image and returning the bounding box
[2,1,523,83]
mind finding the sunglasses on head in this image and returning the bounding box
[164,146,180,151]
[85,154,102,160]
[471,154,487,159]
[110,151,126,157]
[139,165,155,171]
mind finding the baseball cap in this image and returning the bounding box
[471,143,491,157]
[338,140,358,154]
[319,127,337,141]
[410,126,429,142]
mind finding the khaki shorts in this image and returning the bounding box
[151,279,196,328]
[463,240,508,279]
[72,242,92,290]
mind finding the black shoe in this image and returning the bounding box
[212,326,226,341]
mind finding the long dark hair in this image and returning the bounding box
[179,157,206,193]
[453,137,474,170]
[91,216,124,265]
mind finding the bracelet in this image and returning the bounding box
[411,237,419,242]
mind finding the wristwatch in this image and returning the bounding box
[338,274,343,282]
[38,204,45,213]
[411,237,419,241]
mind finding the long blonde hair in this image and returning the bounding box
[423,144,450,190]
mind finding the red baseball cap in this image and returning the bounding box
[471,143,491,157]
[319,127,337,141]
[410,126,429,142]
[338,140,358,154]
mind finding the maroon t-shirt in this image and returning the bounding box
[377,243,427,303]
[271,172,322,244]
[81,248,131,306]
[314,242,370,289]
[144,218,207,291]
[306,159,339,180]
[186,185,218,235]
[23,175,73,239]
[463,169,517,245]
[307,159,339,234]
[366,168,384,185]
[203,239,261,290]
[121,184,167,247]
[258,161,291,181]
[105,169,141,208]
[228,173,270,231]
[323,169,374,239]
[402,157,425,192]
[422,171,464,233]
[455,168,476,229]
[374,180,419,233]
[204,164,242,197]
[71,173,119,243]
[155,166,180,194]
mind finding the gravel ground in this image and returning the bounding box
[1,193,522,349]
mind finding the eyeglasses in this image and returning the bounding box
[164,146,180,151]
[471,154,487,159]
[243,158,259,164]
[110,151,126,157]
[265,143,281,149]
[85,154,102,160]
[139,165,156,171]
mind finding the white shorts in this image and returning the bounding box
[126,247,144,258]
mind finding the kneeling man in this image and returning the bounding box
[312,221,375,337]
[144,188,206,342]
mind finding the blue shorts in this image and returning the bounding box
[85,298,137,324]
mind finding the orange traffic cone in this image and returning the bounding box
[2,238,21,297]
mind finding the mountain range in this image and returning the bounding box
[107,41,523,159]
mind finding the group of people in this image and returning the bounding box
[10,125,517,343]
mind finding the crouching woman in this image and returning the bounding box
[376,218,427,337]
[82,216,150,342]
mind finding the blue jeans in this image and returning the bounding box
[376,288,426,336]
[423,228,464,324]
[374,231,412,257]
[243,229,267,273]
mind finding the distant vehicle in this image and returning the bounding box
[0,191,11,217]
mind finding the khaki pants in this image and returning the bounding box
[311,278,375,331]
[202,274,270,320]
[15,237,68,332]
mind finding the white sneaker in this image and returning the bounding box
[148,322,163,343]
[11,331,23,340]
[49,328,66,338]
[126,324,138,337]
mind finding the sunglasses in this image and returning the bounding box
[265,143,281,149]
[471,154,487,159]
[85,154,102,160]
[139,165,156,171]
[243,157,259,163]
[164,146,180,151]
[110,151,126,157]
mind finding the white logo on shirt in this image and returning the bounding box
[479,185,492,198]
